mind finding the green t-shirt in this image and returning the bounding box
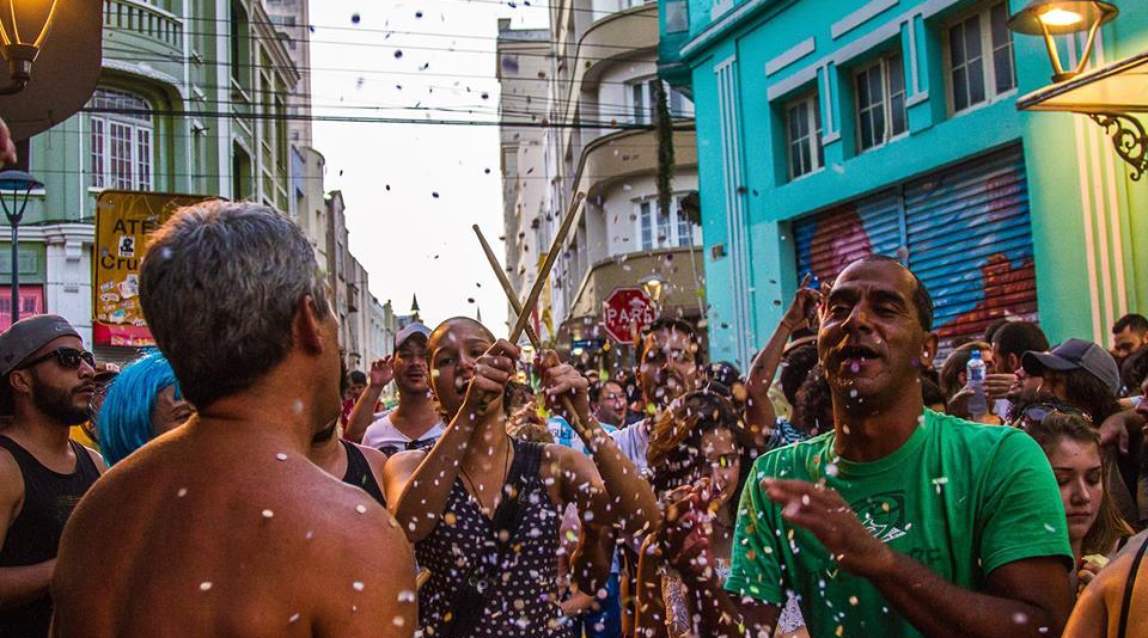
[725,409,1072,638]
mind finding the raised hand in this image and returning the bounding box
[368,356,395,388]
[660,480,719,576]
[537,350,592,429]
[461,339,520,418]
[782,273,821,332]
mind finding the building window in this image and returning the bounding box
[636,197,702,250]
[231,1,251,90]
[946,1,1016,114]
[855,54,907,152]
[786,93,823,180]
[628,79,693,125]
[88,89,154,191]
[664,0,688,33]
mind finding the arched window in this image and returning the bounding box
[88,89,154,191]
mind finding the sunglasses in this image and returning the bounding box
[1018,402,1091,427]
[18,347,96,371]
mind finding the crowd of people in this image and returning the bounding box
[0,200,1146,637]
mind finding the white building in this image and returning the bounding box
[497,1,706,371]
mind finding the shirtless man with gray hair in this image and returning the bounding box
[51,201,416,637]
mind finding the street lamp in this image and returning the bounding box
[0,169,42,323]
[0,0,60,95]
[641,275,664,305]
[1008,0,1119,83]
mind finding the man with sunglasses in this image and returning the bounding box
[0,314,105,636]
[348,323,445,456]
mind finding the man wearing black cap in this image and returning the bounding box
[348,322,444,455]
[0,314,105,636]
[1021,338,1140,523]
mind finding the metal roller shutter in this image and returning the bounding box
[794,189,904,286]
[792,144,1036,356]
[905,145,1036,350]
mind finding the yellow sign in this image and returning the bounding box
[92,191,217,347]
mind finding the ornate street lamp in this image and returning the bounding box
[1009,1,1148,180]
[0,0,60,95]
[1008,0,1119,83]
[0,169,42,323]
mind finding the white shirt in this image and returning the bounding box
[610,419,650,477]
[361,412,445,453]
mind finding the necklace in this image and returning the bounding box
[459,435,512,515]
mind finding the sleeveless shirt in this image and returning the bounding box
[0,435,101,637]
[339,440,385,506]
[415,439,572,638]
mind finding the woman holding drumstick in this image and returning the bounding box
[383,317,657,638]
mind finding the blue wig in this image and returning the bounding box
[98,350,183,466]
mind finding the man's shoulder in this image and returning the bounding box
[925,409,1034,457]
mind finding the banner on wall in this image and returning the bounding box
[92,191,218,347]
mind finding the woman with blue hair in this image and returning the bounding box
[98,350,194,466]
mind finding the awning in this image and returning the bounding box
[1017,51,1148,180]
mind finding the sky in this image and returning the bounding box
[309,0,549,333]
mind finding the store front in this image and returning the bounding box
[794,145,1036,356]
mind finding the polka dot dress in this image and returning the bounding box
[415,440,572,638]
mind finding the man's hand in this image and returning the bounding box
[1097,411,1133,455]
[460,340,520,419]
[764,478,894,578]
[984,373,1019,401]
[781,273,820,332]
[0,118,16,166]
[368,356,395,388]
[537,350,592,428]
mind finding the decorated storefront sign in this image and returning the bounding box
[92,191,216,347]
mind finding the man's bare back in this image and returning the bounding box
[51,420,416,637]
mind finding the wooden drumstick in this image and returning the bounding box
[508,192,584,346]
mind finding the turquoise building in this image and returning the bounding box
[660,0,1148,367]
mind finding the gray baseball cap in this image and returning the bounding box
[1022,338,1121,395]
[394,322,431,350]
[0,314,82,377]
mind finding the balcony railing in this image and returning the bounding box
[104,0,183,50]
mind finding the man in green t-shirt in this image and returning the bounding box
[718,256,1074,638]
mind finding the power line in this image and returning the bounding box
[128,23,654,57]
[101,46,656,87]
[167,1,658,33]
[78,106,698,131]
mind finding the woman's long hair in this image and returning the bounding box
[1026,411,1133,556]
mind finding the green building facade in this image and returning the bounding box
[2,0,300,351]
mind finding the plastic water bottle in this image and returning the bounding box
[967,350,988,419]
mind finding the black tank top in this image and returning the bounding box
[415,440,571,638]
[340,440,385,506]
[0,435,101,637]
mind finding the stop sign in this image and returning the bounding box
[602,288,657,343]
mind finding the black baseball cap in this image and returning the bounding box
[1022,338,1121,395]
